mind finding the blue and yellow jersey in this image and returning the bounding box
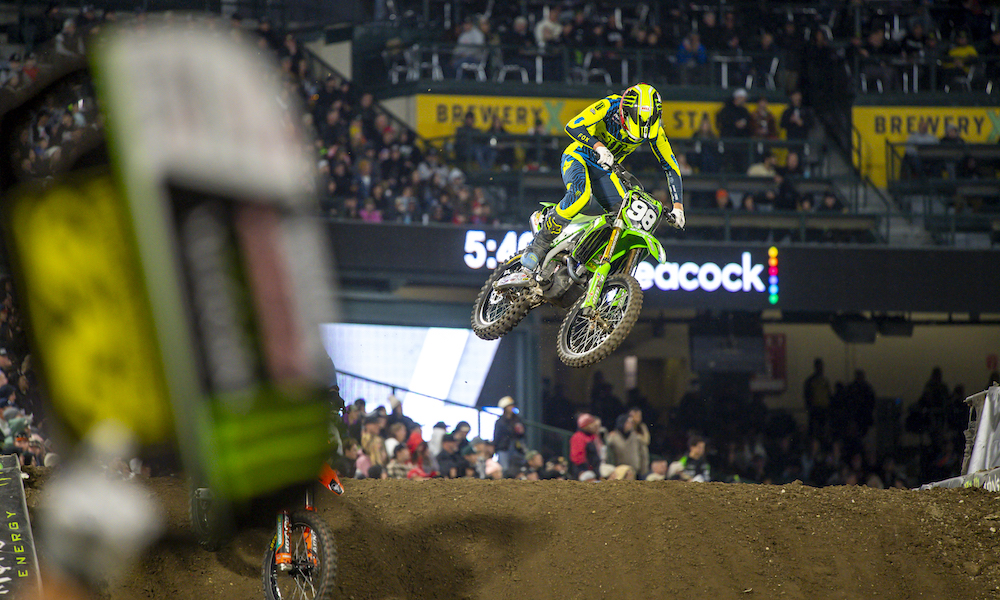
[564,94,683,205]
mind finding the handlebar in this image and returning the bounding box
[611,163,643,192]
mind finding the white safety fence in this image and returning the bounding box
[921,384,1000,491]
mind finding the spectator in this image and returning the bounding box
[337,438,359,478]
[608,465,636,480]
[981,29,1000,88]
[461,444,483,478]
[668,435,711,482]
[453,16,487,78]
[676,153,694,176]
[817,192,846,213]
[436,433,463,478]
[773,173,800,211]
[628,407,651,478]
[714,188,736,210]
[0,384,15,409]
[493,396,526,474]
[939,123,965,178]
[384,422,408,459]
[901,22,932,59]
[858,29,900,91]
[689,114,720,173]
[452,421,472,451]
[605,413,642,476]
[520,450,545,480]
[406,429,438,479]
[386,394,419,434]
[676,32,708,84]
[367,464,387,480]
[801,27,847,114]
[386,444,411,479]
[542,457,570,480]
[481,440,503,479]
[777,21,806,92]
[359,198,382,222]
[779,90,815,141]
[480,115,509,170]
[750,31,778,87]
[751,96,778,139]
[501,16,536,80]
[569,413,603,478]
[360,414,387,467]
[845,369,877,438]
[54,18,84,56]
[699,11,724,52]
[716,88,752,171]
[645,456,669,481]
[804,358,832,438]
[904,120,939,178]
[941,30,978,87]
[453,112,482,169]
[747,152,778,177]
[534,7,562,49]
[779,151,805,177]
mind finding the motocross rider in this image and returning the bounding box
[517,83,685,279]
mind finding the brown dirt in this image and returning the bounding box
[81,476,1000,599]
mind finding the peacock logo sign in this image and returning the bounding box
[634,247,780,304]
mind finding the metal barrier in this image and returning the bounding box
[921,385,1000,490]
[380,42,789,90]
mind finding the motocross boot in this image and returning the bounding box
[494,211,570,291]
[521,211,571,273]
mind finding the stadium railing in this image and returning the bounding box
[885,141,1000,244]
[380,42,789,91]
[855,55,1000,95]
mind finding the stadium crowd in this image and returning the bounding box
[333,360,987,488]
[0,276,56,469]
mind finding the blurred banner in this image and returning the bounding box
[0,456,40,597]
[413,94,785,139]
[853,105,1000,187]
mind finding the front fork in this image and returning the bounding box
[580,221,623,311]
[274,487,317,571]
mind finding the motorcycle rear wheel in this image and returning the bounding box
[471,255,533,341]
[262,509,337,600]
[557,273,643,368]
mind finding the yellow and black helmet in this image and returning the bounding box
[618,83,661,142]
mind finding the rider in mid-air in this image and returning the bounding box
[513,83,685,282]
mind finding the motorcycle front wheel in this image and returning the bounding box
[262,510,337,600]
[557,273,643,368]
[471,255,533,341]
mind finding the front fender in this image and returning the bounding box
[623,230,666,264]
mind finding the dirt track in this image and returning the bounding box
[99,476,1000,600]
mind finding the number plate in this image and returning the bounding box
[624,196,660,232]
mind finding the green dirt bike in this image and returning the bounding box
[471,164,677,367]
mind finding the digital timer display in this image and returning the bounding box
[463,230,534,270]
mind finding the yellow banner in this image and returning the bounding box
[853,105,1000,187]
[415,94,785,140]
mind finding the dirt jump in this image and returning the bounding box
[76,476,1000,600]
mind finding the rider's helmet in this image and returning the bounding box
[618,83,662,142]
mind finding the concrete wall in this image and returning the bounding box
[380,96,416,130]
[539,317,999,423]
[305,39,352,79]
[764,322,999,411]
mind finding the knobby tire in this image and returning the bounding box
[262,510,338,600]
[557,273,643,368]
